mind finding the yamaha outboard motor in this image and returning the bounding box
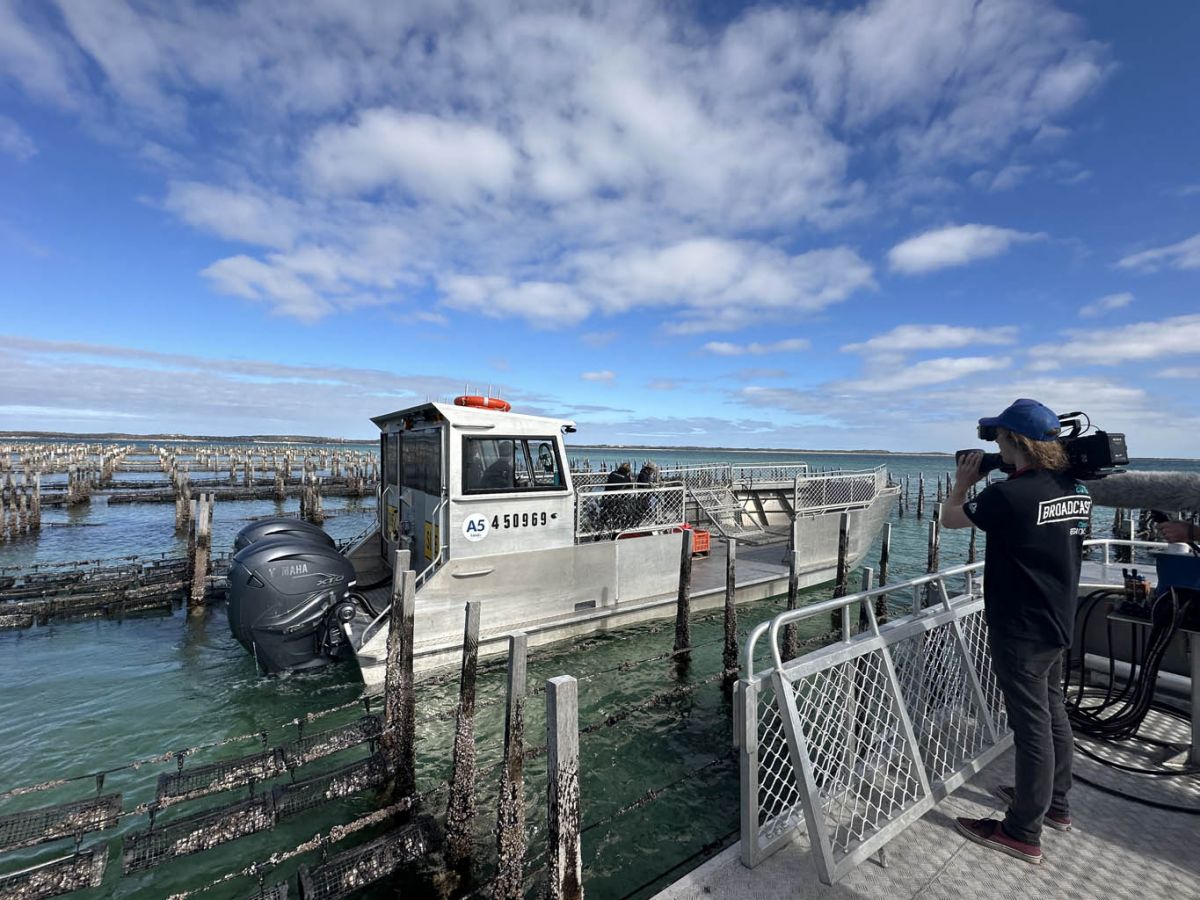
[232,516,336,554]
[227,536,358,674]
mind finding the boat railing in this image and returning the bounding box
[792,465,889,516]
[574,482,687,542]
[359,495,448,649]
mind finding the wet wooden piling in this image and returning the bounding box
[546,675,582,900]
[830,511,850,633]
[783,517,799,661]
[916,473,925,520]
[722,538,738,681]
[968,527,977,564]
[875,523,891,625]
[381,551,416,799]
[493,632,528,900]
[444,601,481,877]
[188,494,213,615]
[673,528,693,660]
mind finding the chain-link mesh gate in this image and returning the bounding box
[737,563,1012,883]
[574,483,686,541]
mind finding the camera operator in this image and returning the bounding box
[940,398,1092,865]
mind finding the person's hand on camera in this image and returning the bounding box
[1158,520,1197,543]
[954,450,984,491]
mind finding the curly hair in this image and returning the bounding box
[1000,427,1069,472]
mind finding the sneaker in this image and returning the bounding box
[955,817,1043,864]
[993,785,1073,832]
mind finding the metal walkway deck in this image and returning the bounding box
[654,744,1200,899]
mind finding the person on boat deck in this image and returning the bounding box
[600,462,634,531]
[940,398,1091,865]
[635,462,659,520]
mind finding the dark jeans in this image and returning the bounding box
[988,633,1073,844]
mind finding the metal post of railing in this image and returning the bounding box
[546,675,582,900]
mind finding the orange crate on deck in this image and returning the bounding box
[691,528,710,556]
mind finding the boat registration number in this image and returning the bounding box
[492,511,553,530]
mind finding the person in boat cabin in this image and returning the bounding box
[940,398,1091,865]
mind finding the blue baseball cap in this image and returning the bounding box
[978,398,1061,442]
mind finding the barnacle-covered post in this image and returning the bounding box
[188,493,213,614]
[783,516,799,661]
[444,600,481,876]
[875,523,891,625]
[546,675,582,900]
[829,512,850,634]
[673,527,694,660]
[381,550,416,799]
[722,538,738,681]
[493,631,528,900]
[916,473,925,520]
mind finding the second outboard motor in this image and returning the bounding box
[233,516,336,554]
[227,536,358,674]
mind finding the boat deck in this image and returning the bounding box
[653,741,1200,900]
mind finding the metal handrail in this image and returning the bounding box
[744,561,984,682]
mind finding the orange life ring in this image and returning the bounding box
[454,395,512,412]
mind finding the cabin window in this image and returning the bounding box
[384,432,399,487]
[463,437,564,494]
[402,428,442,496]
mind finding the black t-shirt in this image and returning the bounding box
[963,469,1092,647]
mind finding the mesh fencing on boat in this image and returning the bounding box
[793,468,885,514]
[574,483,687,540]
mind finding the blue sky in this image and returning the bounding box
[0,0,1197,456]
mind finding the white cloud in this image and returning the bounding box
[839,355,1011,392]
[703,338,810,356]
[164,182,300,249]
[440,276,591,329]
[842,324,1018,353]
[581,370,615,383]
[1079,292,1133,318]
[0,115,36,161]
[303,110,518,202]
[988,165,1034,192]
[1028,314,1200,365]
[0,0,1109,329]
[888,224,1044,274]
[1117,233,1200,272]
[1160,366,1200,379]
[201,255,335,323]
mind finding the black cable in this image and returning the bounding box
[1073,740,1200,777]
[1075,771,1200,816]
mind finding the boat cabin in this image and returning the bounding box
[373,398,578,581]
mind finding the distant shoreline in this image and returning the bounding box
[0,431,1193,462]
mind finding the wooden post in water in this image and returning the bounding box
[445,601,481,877]
[928,505,941,573]
[968,527,977,564]
[546,675,582,900]
[916,473,925,520]
[493,632,528,900]
[722,538,738,681]
[875,523,891,625]
[673,528,693,659]
[830,512,850,633]
[783,517,799,661]
[189,494,212,614]
[382,551,417,799]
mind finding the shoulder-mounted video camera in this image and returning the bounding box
[956,411,1128,480]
